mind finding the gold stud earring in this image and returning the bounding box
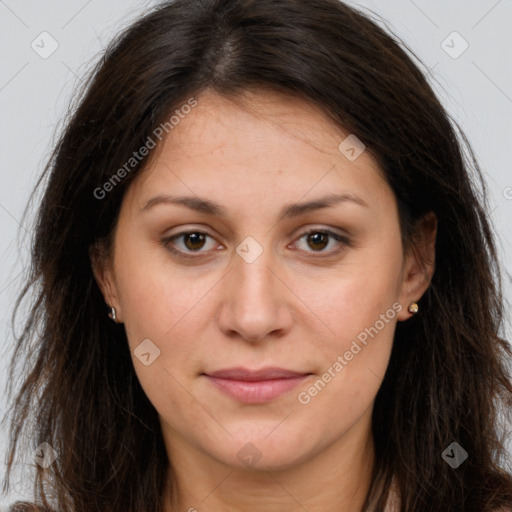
[408,302,419,314]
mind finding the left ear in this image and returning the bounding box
[397,211,437,321]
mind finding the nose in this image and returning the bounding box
[217,243,294,343]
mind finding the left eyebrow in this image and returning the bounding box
[140,192,368,220]
[278,193,368,220]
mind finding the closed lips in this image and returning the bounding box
[204,367,311,381]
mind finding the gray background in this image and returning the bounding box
[0,0,511,504]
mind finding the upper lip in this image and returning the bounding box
[205,367,310,381]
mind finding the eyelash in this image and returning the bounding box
[160,228,351,260]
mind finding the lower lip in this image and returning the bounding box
[205,375,310,403]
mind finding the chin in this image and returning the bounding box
[209,432,317,472]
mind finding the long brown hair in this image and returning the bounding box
[3,0,512,510]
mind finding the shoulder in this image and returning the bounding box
[382,480,512,512]
[383,477,400,511]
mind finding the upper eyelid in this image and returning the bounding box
[164,223,349,238]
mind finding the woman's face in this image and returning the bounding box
[95,89,433,473]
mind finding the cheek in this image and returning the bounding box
[115,251,208,423]
[309,276,398,378]
[294,244,401,409]
[114,231,203,338]
[300,244,402,346]
[298,284,398,426]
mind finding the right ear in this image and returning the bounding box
[89,240,123,322]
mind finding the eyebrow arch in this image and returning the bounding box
[140,192,368,220]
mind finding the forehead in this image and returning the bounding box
[123,89,392,215]
[155,89,363,165]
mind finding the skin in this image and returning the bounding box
[92,89,436,512]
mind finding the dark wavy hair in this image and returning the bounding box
[2,0,512,511]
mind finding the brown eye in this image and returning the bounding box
[294,229,350,254]
[182,232,207,251]
[306,232,329,251]
[161,231,218,256]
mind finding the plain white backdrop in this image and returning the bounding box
[0,0,511,504]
